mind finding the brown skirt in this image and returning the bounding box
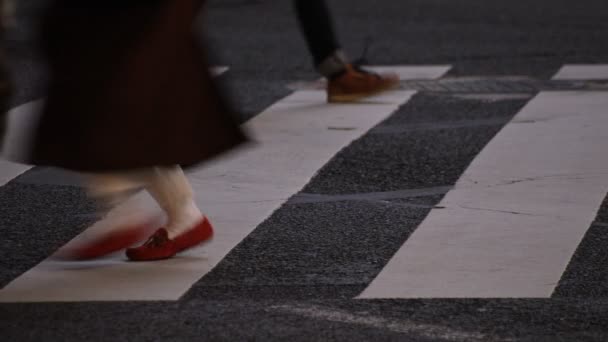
[28,0,246,172]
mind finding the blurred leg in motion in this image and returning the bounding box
[88,166,212,261]
[29,0,245,261]
[64,166,212,260]
[124,166,213,261]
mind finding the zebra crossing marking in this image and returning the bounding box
[0,65,450,302]
[552,64,608,80]
[359,65,608,298]
[0,100,41,186]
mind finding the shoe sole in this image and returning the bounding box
[327,81,400,103]
[126,236,214,262]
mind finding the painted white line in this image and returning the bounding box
[360,89,608,298]
[0,65,450,302]
[288,65,451,91]
[0,160,30,186]
[270,304,489,341]
[368,65,450,79]
[0,100,41,186]
[553,64,608,79]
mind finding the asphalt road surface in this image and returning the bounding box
[1,0,608,341]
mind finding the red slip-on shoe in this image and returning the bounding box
[126,217,214,261]
[54,217,160,260]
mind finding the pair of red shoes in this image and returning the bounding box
[58,217,214,261]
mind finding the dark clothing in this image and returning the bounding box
[29,0,246,172]
[293,0,340,67]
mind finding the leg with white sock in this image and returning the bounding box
[293,0,346,77]
[126,165,214,261]
[85,171,147,213]
[62,169,161,260]
[85,166,203,235]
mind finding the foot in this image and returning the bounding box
[327,64,400,103]
[54,218,159,260]
[126,217,214,261]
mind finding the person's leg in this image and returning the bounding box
[59,170,157,260]
[142,166,203,239]
[126,166,213,261]
[86,166,202,237]
[293,0,399,103]
[294,0,350,78]
[68,166,211,260]
[293,0,345,74]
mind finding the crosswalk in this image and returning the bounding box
[0,64,607,302]
[361,66,608,298]
[0,100,40,185]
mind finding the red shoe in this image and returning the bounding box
[126,217,214,261]
[54,219,158,260]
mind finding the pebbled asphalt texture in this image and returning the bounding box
[2,0,608,340]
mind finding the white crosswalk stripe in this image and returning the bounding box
[552,64,608,80]
[0,100,40,186]
[359,65,608,298]
[2,65,608,302]
[0,65,450,302]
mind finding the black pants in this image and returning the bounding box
[293,0,340,67]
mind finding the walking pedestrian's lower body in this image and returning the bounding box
[293,0,399,102]
[82,166,213,261]
[22,0,246,261]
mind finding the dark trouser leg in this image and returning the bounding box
[293,0,347,77]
